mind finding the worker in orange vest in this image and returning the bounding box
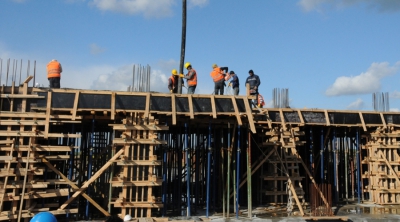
[180,62,197,94]
[257,94,265,108]
[210,64,228,95]
[47,59,62,88]
[168,69,181,93]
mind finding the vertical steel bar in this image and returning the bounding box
[236,125,240,218]
[333,129,338,203]
[321,128,324,180]
[227,123,231,218]
[206,122,211,218]
[247,130,252,218]
[19,59,22,85]
[185,123,191,216]
[162,130,167,216]
[67,124,76,219]
[345,131,348,203]
[356,129,361,203]
[6,59,10,86]
[86,118,95,219]
[33,60,36,88]
[221,129,225,218]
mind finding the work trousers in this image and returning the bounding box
[188,85,196,94]
[49,77,60,88]
[232,87,239,95]
[214,80,225,95]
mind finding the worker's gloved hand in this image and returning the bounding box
[228,82,232,87]
[257,104,261,108]
[179,74,185,78]
[253,86,257,90]
[170,90,173,93]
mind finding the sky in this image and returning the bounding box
[1,0,400,111]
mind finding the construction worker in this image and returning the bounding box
[30,212,57,222]
[228,71,239,95]
[210,64,228,95]
[257,93,265,108]
[47,59,62,88]
[181,62,197,94]
[245,69,261,106]
[168,69,179,93]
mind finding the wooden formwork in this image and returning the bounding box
[362,127,400,204]
[109,114,166,217]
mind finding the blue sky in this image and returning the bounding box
[1,0,400,111]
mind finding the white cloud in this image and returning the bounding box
[89,0,175,18]
[90,64,169,93]
[325,62,399,96]
[298,0,400,13]
[346,98,364,110]
[89,43,106,55]
[188,0,209,8]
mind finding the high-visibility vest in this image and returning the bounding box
[47,61,62,78]
[258,94,265,106]
[210,67,224,82]
[187,69,197,86]
[169,76,175,89]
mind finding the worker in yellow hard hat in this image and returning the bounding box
[180,62,197,94]
[168,69,179,93]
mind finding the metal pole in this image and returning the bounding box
[227,123,231,217]
[67,124,76,219]
[345,131,349,203]
[320,128,324,180]
[86,118,95,219]
[206,121,211,218]
[356,129,361,203]
[247,130,252,218]
[19,59,22,85]
[333,129,338,204]
[33,60,36,87]
[185,123,191,216]
[178,0,186,94]
[221,129,225,218]
[236,125,240,218]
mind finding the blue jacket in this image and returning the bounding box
[245,74,260,89]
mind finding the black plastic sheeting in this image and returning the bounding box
[115,95,146,110]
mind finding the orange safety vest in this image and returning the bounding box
[210,67,224,82]
[258,94,265,106]
[187,69,197,86]
[169,76,175,88]
[47,61,62,78]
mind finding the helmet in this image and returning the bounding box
[124,214,133,221]
[171,69,178,75]
[30,212,57,222]
[184,62,191,69]
[212,64,218,68]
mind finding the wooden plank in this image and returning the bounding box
[0,140,13,144]
[380,113,387,129]
[243,98,256,133]
[44,91,52,139]
[279,109,287,131]
[0,112,82,119]
[231,97,242,125]
[0,140,14,211]
[297,110,305,125]
[71,91,80,120]
[324,110,330,126]
[113,138,167,145]
[111,92,116,120]
[0,94,44,99]
[188,94,194,119]
[144,93,150,118]
[23,75,34,84]
[17,142,31,222]
[111,125,169,130]
[59,148,125,210]
[359,112,367,131]
[211,95,217,118]
[171,94,176,125]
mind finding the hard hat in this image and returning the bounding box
[212,64,218,68]
[30,212,57,222]
[124,214,133,221]
[184,62,191,69]
[171,69,178,75]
